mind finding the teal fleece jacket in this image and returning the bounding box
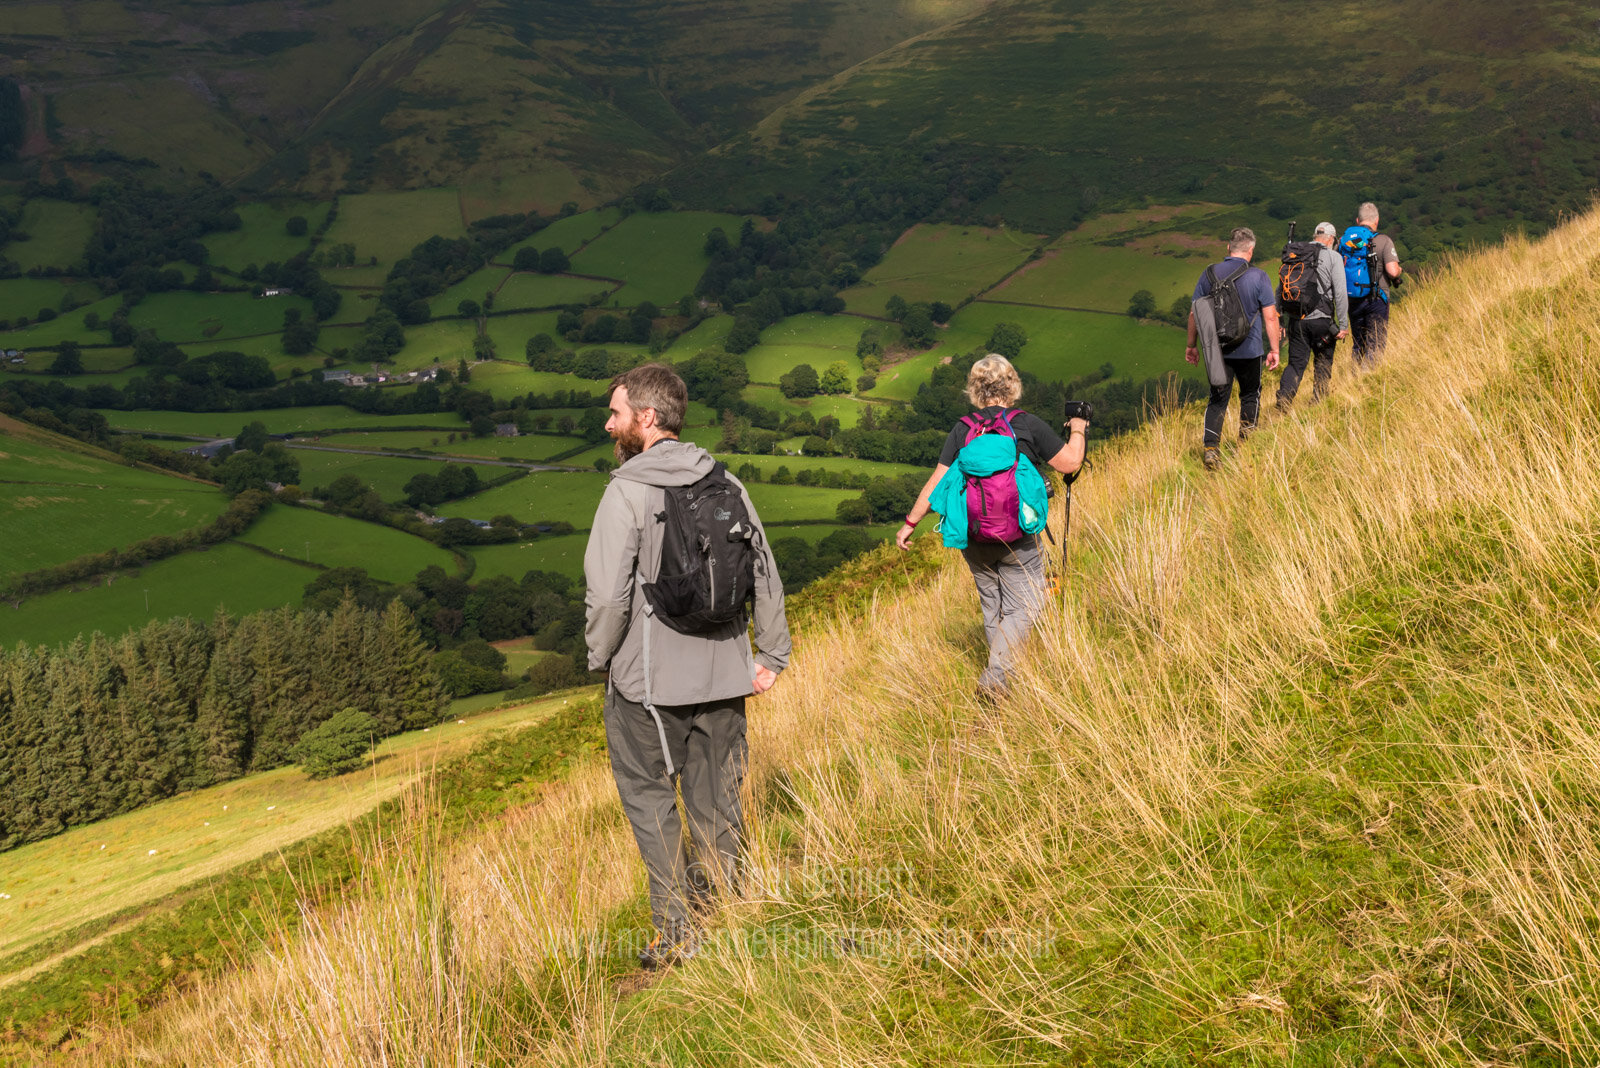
[930,434,1049,549]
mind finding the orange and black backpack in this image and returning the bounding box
[1277,241,1325,320]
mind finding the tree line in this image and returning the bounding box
[0,597,442,852]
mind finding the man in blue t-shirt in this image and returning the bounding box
[1185,227,1281,471]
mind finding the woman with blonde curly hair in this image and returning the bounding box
[896,353,1089,699]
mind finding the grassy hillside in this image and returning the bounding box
[4,0,987,209]
[74,206,1600,1063]
[679,0,1600,261]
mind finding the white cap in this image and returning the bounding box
[1313,221,1337,238]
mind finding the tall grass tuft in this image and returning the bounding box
[71,209,1600,1064]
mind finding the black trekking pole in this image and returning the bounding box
[1058,400,1093,592]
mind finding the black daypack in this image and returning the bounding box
[1201,261,1253,350]
[643,463,758,635]
[1277,241,1325,319]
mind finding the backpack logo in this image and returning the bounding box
[714,508,731,521]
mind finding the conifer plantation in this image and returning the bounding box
[0,598,440,850]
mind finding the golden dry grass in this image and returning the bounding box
[66,208,1600,1064]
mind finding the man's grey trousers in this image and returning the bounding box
[604,687,748,931]
[961,536,1047,691]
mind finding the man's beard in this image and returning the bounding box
[613,416,646,464]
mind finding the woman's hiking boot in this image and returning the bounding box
[639,921,700,970]
[1202,446,1221,471]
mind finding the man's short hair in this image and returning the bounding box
[611,363,687,433]
[1314,221,1338,239]
[1227,227,1256,255]
[1356,202,1379,224]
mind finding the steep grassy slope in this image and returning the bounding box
[64,206,1600,1062]
[681,0,1600,257]
[4,0,987,207]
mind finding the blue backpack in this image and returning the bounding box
[1339,225,1384,302]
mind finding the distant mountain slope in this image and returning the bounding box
[3,0,989,211]
[674,0,1600,256]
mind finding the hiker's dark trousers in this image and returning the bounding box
[604,687,747,930]
[962,536,1047,691]
[1350,296,1389,365]
[1203,354,1263,447]
[1278,317,1337,406]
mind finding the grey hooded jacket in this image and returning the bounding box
[584,438,790,706]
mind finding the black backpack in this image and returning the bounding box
[1277,241,1325,319]
[642,463,758,635]
[1201,261,1253,350]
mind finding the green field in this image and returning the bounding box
[742,312,870,384]
[569,211,749,306]
[0,430,227,579]
[499,208,624,265]
[494,272,616,310]
[312,429,589,463]
[431,266,511,318]
[742,481,858,523]
[491,637,550,678]
[465,359,615,399]
[128,291,316,344]
[0,295,121,349]
[765,521,898,546]
[3,200,96,272]
[482,311,562,361]
[290,449,466,502]
[0,695,559,963]
[0,278,99,325]
[466,534,589,581]
[944,302,1190,384]
[436,471,607,526]
[672,314,734,352]
[321,190,467,271]
[201,201,332,271]
[234,504,457,583]
[384,318,480,371]
[743,384,866,427]
[96,407,469,438]
[839,223,1042,315]
[717,454,923,481]
[0,542,318,650]
[863,346,949,401]
[989,212,1224,315]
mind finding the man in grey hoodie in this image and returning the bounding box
[584,363,790,969]
[1275,221,1350,410]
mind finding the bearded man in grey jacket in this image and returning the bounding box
[585,363,791,969]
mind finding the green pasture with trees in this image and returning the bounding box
[436,471,606,526]
[129,291,317,343]
[3,199,96,271]
[0,543,316,649]
[465,533,589,581]
[839,222,1042,314]
[943,302,1189,385]
[0,430,228,578]
[200,201,331,271]
[95,408,468,438]
[497,208,623,266]
[320,190,467,278]
[569,210,750,306]
[236,504,459,583]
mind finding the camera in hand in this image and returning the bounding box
[1063,400,1094,423]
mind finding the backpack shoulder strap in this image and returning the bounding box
[1223,259,1250,283]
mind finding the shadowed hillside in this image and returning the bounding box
[1,0,988,209]
[52,200,1600,1062]
[676,0,1600,258]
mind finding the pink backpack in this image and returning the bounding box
[958,409,1024,543]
